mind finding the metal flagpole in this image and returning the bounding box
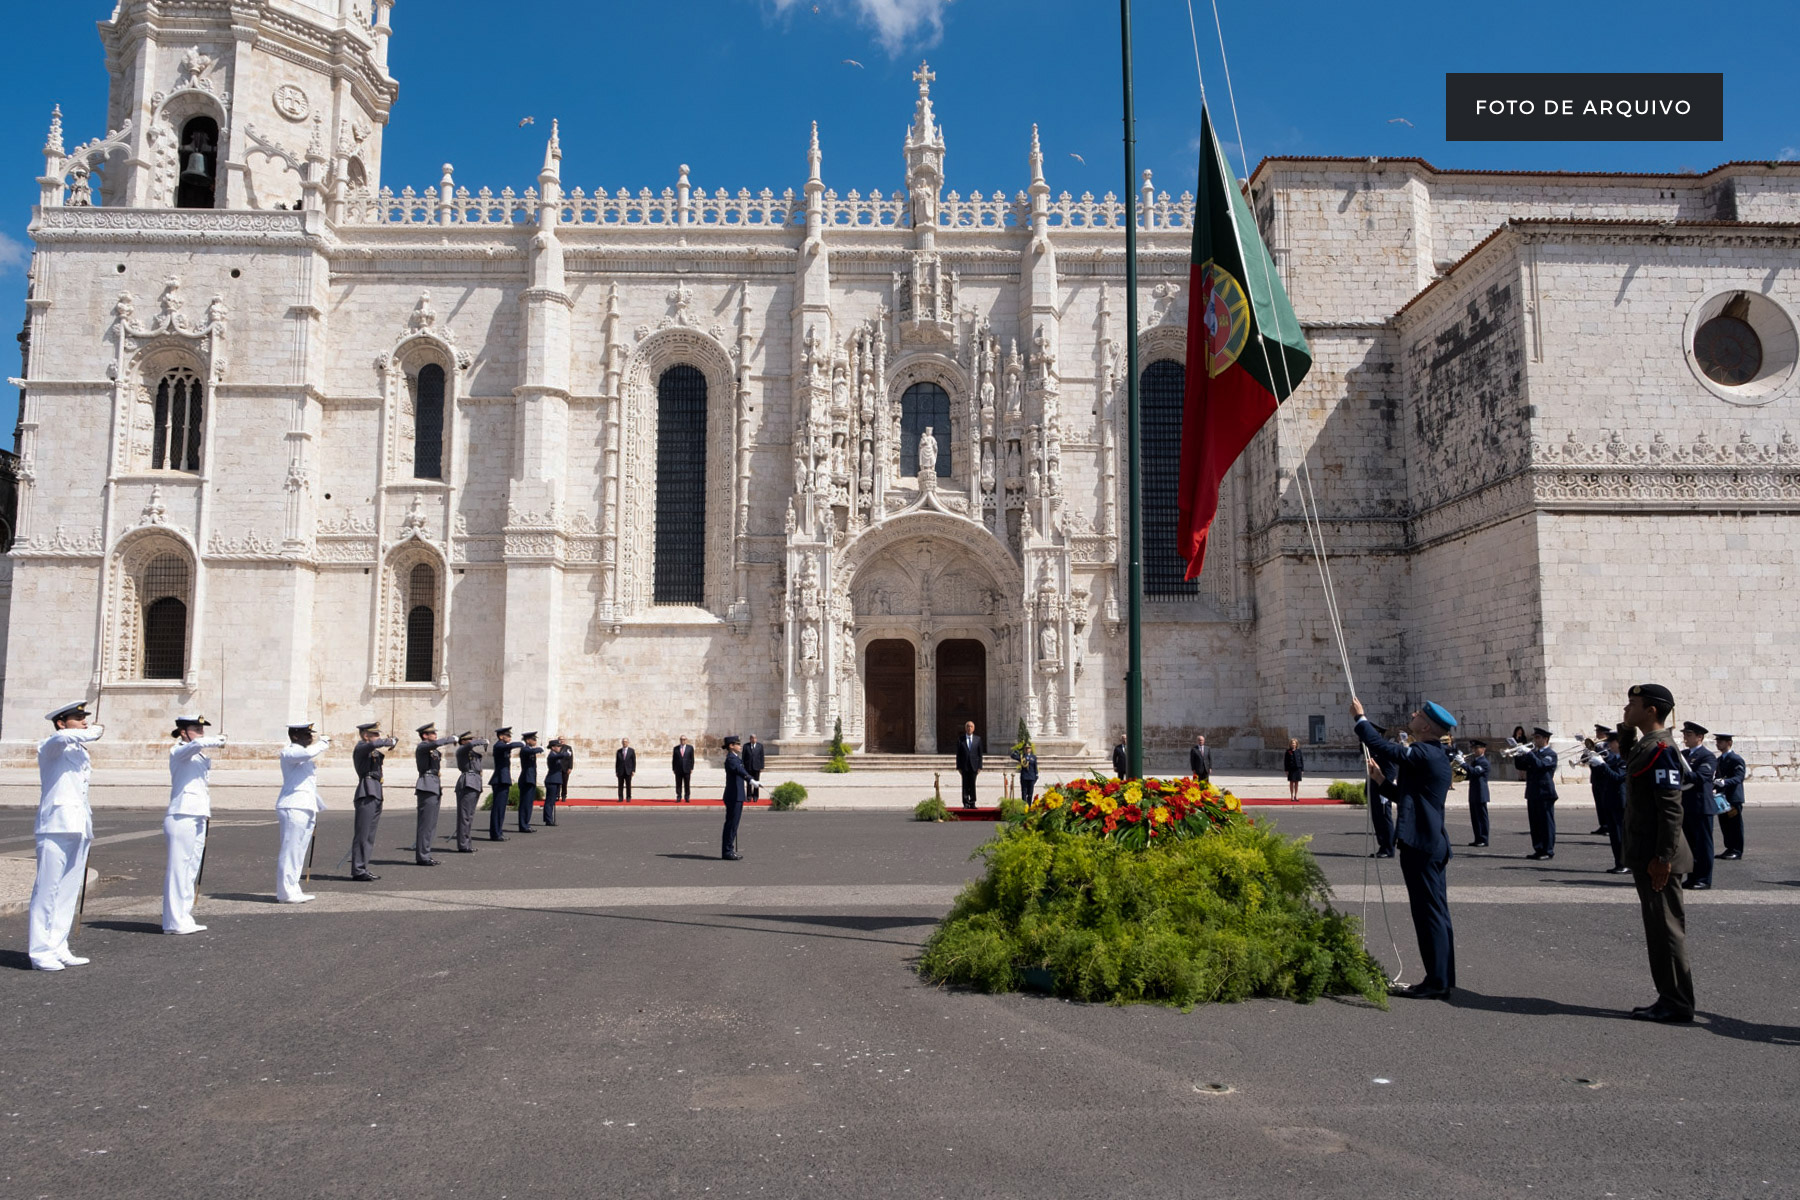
[1121,0,1145,781]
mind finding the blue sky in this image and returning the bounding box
[2,0,1795,434]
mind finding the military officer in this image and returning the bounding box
[1112,734,1128,780]
[543,738,573,825]
[349,721,397,881]
[1585,724,1615,835]
[1365,728,1399,858]
[164,714,226,934]
[1463,740,1491,846]
[453,731,490,851]
[956,721,984,809]
[516,732,545,832]
[1678,721,1717,890]
[488,727,522,840]
[1617,683,1695,1023]
[720,734,752,860]
[28,702,103,971]
[671,735,695,802]
[1713,733,1746,860]
[1514,727,1559,859]
[743,734,766,790]
[1188,734,1212,782]
[1352,696,1458,1000]
[275,721,330,902]
[1587,732,1631,874]
[614,737,637,802]
[412,722,458,865]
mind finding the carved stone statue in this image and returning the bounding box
[917,425,937,478]
[800,624,819,663]
[1040,622,1058,662]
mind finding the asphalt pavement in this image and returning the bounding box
[1,802,1795,1199]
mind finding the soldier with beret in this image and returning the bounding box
[516,732,545,832]
[413,722,458,866]
[1462,740,1491,847]
[543,737,574,825]
[349,722,397,881]
[275,721,330,902]
[1511,727,1560,859]
[1678,721,1717,889]
[720,735,752,860]
[28,702,103,971]
[164,714,225,934]
[488,727,522,841]
[452,731,489,852]
[1352,697,1459,999]
[1617,683,1696,1023]
[1713,733,1746,860]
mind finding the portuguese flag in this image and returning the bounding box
[1177,106,1311,579]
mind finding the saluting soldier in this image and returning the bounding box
[671,736,695,803]
[543,738,573,825]
[1677,721,1717,890]
[1514,727,1560,859]
[488,727,522,840]
[164,714,225,935]
[452,731,490,851]
[516,732,545,832]
[614,738,637,802]
[1713,733,1746,860]
[1463,740,1491,847]
[28,702,103,971]
[720,735,752,860]
[1587,724,1617,835]
[413,722,458,866]
[349,722,397,881]
[1617,683,1695,1023]
[1589,732,1631,874]
[275,721,330,903]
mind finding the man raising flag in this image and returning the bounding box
[1177,107,1312,578]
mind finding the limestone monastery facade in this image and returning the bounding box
[5,0,1798,771]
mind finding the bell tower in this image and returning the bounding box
[97,0,399,211]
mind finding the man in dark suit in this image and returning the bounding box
[1462,740,1491,846]
[542,738,573,825]
[452,732,488,852]
[1352,696,1458,999]
[1513,727,1559,859]
[1678,721,1716,889]
[614,738,636,802]
[487,727,522,841]
[671,736,695,803]
[412,722,458,866]
[719,735,752,860]
[1713,733,1746,860]
[1617,683,1696,1023]
[956,721,984,809]
[743,735,766,789]
[1112,734,1128,780]
[515,732,545,833]
[1188,734,1211,782]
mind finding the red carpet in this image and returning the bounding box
[554,797,768,808]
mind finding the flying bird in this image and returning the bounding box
[519,116,535,127]
[842,59,864,68]
[1068,152,1086,165]
[1387,117,1414,127]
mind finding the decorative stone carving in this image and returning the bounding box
[273,83,310,122]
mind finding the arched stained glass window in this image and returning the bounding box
[653,365,707,605]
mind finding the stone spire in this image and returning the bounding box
[44,105,64,158]
[540,118,562,184]
[1028,124,1045,190]
[903,62,946,247]
[807,120,822,189]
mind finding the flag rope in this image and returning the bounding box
[1183,0,1405,983]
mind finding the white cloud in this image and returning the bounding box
[772,0,952,55]
[1780,146,1797,162]
[0,232,27,274]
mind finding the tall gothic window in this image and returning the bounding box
[176,116,219,210]
[1141,360,1200,598]
[653,365,708,605]
[900,382,952,476]
[404,562,436,683]
[141,553,191,679]
[153,368,205,472]
[413,363,446,480]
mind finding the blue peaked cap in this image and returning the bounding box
[1422,701,1458,730]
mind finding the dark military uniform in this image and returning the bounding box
[453,736,489,851]
[543,743,573,825]
[1590,749,1629,871]
[488,730,522,841]
[1679,728,1717,888]
[1356,715,1456,996]
[1620,721,1695,1019]
[720,738,752,859]
[1013,748,1039,805]
[516,736,545,832]
[349,728,397,880]
[412,728,458,865]
[1463,751,1491,846]
[1367,737,1400,857]
[1518,738,1559,858]
[1714,739,1746,859]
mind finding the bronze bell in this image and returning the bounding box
[181,148,210,184]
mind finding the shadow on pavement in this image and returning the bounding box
[79,919,162,936]
[657,853,724,861]
[1450,989,1800,1046]
[733,913,942,932]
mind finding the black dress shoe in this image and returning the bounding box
[457,846,477,853]
[1393,982,1450,1000]
[1630,1004,1694,1024]
[1686,880,1711,890]
[722,851,743,861]
[1590,827,1609,836]
[1606,865,1632,874]
[518,827,535,834]
[1718,851,1741,860]
[1526,852,1546,860]
[490,835,508,842]
[1630,1002,1659,1016]
[415,858,439,866]
[1370,850,1393,859]
[351,872,381,882]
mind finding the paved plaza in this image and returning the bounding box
[1,801,1796,1198]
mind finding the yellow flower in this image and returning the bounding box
[1047,794,1065,810]
[1223,792,1241,812]
[1151,806,1171,825]
[1184,786,1202,803]
[1093,794,1118,815]
[1123,782,1144,805]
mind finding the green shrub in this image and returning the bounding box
[824,717,851,774]
[1326,780,1367,806]
[998,795,1028,822]
[917,823,1388,1008]
[913,795,951,822]
[479,785,521,811]
[769,781,807,811]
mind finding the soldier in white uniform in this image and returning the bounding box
[163,715,226,934]
[29,701,104,971]
[276,721,330,903]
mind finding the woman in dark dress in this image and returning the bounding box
[1284,738,1305,801]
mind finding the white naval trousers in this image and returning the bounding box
[28,832,91,966]
[276,809,317,902]
[161,813,208,932]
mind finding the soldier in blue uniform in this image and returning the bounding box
[1352,696,1458,1000]
[516,732,545,832]
[1678,721,1716,889]
[412,722,458,866]
[1617,683,1695,1023]
[1713,733,1746,860]
[349,722,397,881]
[543,738,574,825]
[1586,724,1616,835]
[488,727,522,841]
[1461,740,1490,846]
[719,735,752,860]
[1365,728,1399,858]
[452,731,489,852]
[1587,732,1631,873]
[1011,740,1040,805]
[1513,727,1559,859]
